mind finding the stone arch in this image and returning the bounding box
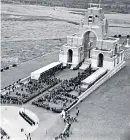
[98,53,104,67]
[81,30,98,41]
[67,49,73,63]
[82,30,98,58]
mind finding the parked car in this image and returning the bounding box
[12,64,17,67]
[4,66,9,70]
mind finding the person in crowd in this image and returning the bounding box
[1,136,3,140]
[76,107,80,117]
[61,109,66,122]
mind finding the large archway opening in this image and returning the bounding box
[83,31,97,58]
[67,49,73,63]
[98,53,104,67]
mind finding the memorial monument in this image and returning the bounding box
[59,3,125,70]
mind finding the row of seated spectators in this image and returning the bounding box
[1,79,25,105]
[22,77,61,103]
[32,79,78,113]
[27,77,61,93]
[32,67,94,113]
[19,111,35,126]
[0,94,22,105]
[0,127,10,139]
[32,95,78,113]
[0,77,61,105]
[38,65,65,83]
[32,101,63,113]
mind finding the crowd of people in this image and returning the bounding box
[32,67,94,113]
[54,107,80,140]
[1,64,94,111]
[1,79,25,105]
[0,127,10,140]
[25,132,31,140]
[32,78,79,113]
[0,64,64,105]
[0,76,61,105]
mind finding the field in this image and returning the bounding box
[1,4,130,67]
[2,0,130,12]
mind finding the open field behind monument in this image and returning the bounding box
[1,4,130,67]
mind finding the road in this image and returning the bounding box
[1,51,59,89]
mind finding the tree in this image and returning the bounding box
[114,35,117,38]
[127,35,130,38]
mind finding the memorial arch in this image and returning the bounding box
[82,30,98,58]
[59,5,124,70]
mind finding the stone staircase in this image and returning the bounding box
[79,58,91,70]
